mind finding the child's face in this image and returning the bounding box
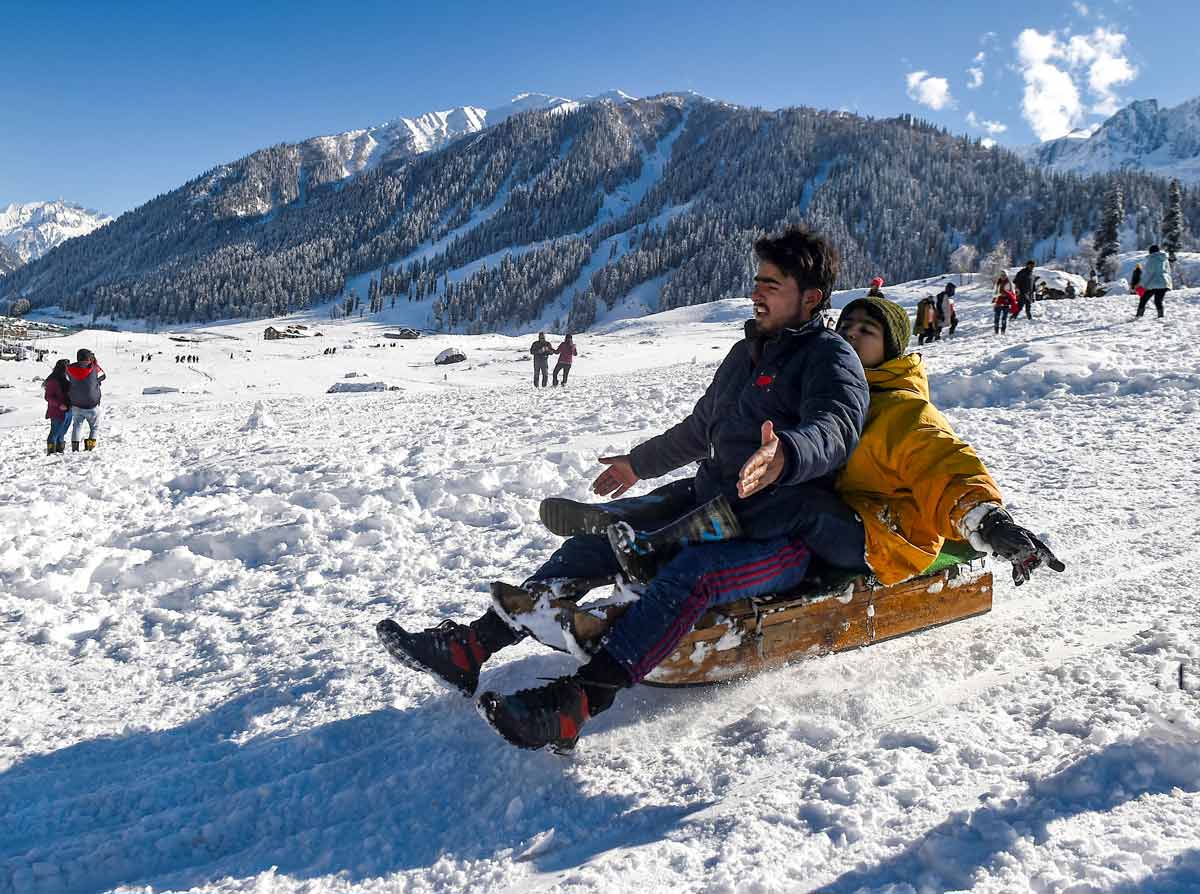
[837,308,887,368]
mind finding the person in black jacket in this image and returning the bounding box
[1013,261,1036,319]
[529,332,554,387]
[376,227,870,752]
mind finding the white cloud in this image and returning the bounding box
[1073,1,1090,16]
[967,67,985,89]
[906,71,955,111]
[1014,26,1138,140]
[981,137,998,148]
[966,111,1008,134]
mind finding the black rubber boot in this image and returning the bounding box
[607,495,742,583]
[71,441,80,452]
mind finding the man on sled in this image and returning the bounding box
[378,227,872,751]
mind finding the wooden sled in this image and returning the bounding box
[495,542,992,686]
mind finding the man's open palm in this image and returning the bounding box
[592,454,640,498]
[738,421,784,498]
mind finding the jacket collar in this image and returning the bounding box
[865,352,930,399]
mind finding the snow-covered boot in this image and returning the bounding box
[71,441,80,452]
[478,677,591,753]
[84,438,97,451]
[607,495,742,583]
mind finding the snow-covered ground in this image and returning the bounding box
[1,275,1198,894]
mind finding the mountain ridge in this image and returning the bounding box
[1031,96,1200,184]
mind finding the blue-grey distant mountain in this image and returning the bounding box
[1031,97,1200,184]
[1,92,1196,328]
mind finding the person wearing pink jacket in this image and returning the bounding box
[552,334,578,386]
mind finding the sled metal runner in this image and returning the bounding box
[501,543,992,687]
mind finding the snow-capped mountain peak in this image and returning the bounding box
[1031,95,1200,183]
[0,200,112,267]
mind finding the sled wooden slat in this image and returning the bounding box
[643,558,992,686]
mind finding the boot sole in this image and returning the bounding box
[538,498,615,537]
[375,619,476,697]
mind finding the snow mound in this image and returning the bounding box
[240,400,277,430]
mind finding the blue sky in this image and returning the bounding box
[5,0,1195,216]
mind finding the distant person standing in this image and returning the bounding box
[935,282,958,336]
[1137,245,1173,319]
[529,332,554,387]
[866,277,885,298]
[993,274,1018,334]
[1129,262,1143,295]
[1013,260,1036,319]
[65,349,105,451]
[914,296,938,344]
[42,359,71,454]
[552,334,577,386]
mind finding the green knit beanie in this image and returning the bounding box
[839,296,911,360]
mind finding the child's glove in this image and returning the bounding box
[972,506,1066,586]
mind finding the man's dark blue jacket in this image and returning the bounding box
[629,317,869,567]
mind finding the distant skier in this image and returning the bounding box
[866,276,885,298]
[65,349,105,451]
[42,358,71,454]
[552,334,577,386]
[529,332,554,388]
[377,227,870,753]
[1137,245,1172,319]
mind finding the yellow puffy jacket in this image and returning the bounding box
[836,353,1002,585]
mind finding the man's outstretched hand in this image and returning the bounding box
[737,421,785,499]
[592,455,640,498]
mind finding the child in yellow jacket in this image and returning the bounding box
[834,296,1064,586]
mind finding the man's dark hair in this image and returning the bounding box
[76,348,94,362]
[754,227,840,308]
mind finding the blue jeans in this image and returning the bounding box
[48,417,70,444]
[526,528,812,684]
[69,407,100,440]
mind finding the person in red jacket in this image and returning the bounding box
[42,359,71,454]
[65,348,106,451]
[552,334,578,386]
[993,274,1019,334]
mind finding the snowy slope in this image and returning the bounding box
[1032,96,1200,183]
[1,279,1198,893]
[0,201,112,266]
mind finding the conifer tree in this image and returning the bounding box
[1163,179,1185,264]
[1094,182,1124,280]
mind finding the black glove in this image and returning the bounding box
[977,508,1066,586]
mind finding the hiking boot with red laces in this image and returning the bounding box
[478,678,591,753]
[376,618,487,697]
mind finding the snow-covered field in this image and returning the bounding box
[1,272,1198,894]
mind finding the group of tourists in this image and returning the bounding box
[41,348,105,454]
[377,227,1065,754]
[913,282,958,344]
[528,332,577,387]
